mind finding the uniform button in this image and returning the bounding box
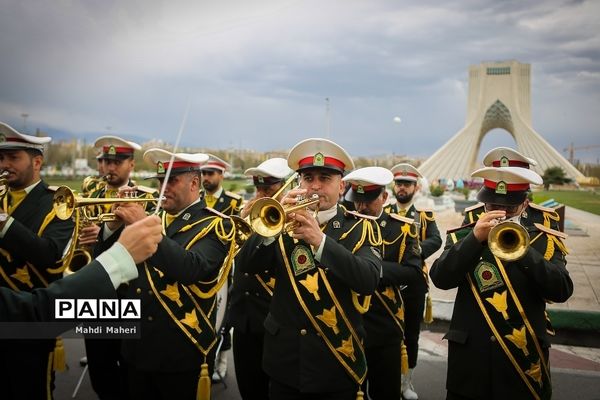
[244,273,249,277]
[136,288,142,295]
[148,290,153,296]
[490,336,496,342]
[244,291,250,296]
[300,329,307,335]
[148,316,153,322]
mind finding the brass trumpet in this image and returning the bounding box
[53,186,156,222]
[249,194,320,238]
[488,221,530,261]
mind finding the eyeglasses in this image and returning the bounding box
[484,203,521,214]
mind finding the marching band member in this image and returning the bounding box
[343,166,422,400]
[236,138,382,400]
[82,135,155,400]
[387,163,442,400]
[199,153,241,381]
[430,166,573,399]
[0,121,75,400]
[229,157,292,399]
[463,147,562,231]
[110,149,236,400]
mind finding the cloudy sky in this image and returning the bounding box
[1,0,599,162]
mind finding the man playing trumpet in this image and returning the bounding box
[237,138,382,400]
[430,166,573,400]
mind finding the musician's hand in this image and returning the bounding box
[289,208,324,248]
[79,224,101,246]
[473,210,506,242]
[118,215,163,263]
[240,197,259,219]
[280,188,307,206]
[114,202,146,225]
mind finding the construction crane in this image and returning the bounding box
[563,143,600,164]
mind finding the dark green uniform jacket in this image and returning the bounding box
[237,205,382,393]
[119,203,231,372]
[430,222,573,399]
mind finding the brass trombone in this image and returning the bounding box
[488,221,530,261]
[53,185,156,222]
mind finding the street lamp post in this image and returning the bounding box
[21,113,29,133]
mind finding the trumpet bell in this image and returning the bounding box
[488,221,530,261]
[230,216,253,247]
[249,197,286,238]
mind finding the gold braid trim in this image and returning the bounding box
[543,211,560,228]
[188,217,236,299]
[350,219,381,313]
[420,211,435,241]
[544,236,555,261]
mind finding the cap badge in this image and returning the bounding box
[496,181,507,195]
[313,152,325,167]
[157,161,165,174]
[402,170,407,176]
[258,176,264,183]
[357,185,364,194]
[500,156,509,167]
[0,133,5,143]
[108,145,117,156]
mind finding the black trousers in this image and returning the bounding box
[269,379,358,400]
[364,341,402,400]
[84,338,127,400]
[0,339,55,400]
[127,366,201,400]
[233,328,269,400]
[402,290,426,368]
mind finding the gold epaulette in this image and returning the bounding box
[344,209,378,221]
[464,202,485,213]
[529,202,559,215]
[446,221,476,234]
[533,223,568,239]
[388,213,414,224]
[225,191,242,200]
[204,207,231,219]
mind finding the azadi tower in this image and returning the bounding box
[419,60,583,181]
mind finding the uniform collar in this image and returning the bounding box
[317,204,338,226]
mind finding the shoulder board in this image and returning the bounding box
[533,223,567,239]
[344,209,378,221]
[446,221,476,234]
[529,203,558,214]
[224,191,242,200]
[135,185,158,194]
[388,213,414,224]
[204,207,231,219]
[464,202,485,213]
[414,207,433,214]
[47,185,59,192]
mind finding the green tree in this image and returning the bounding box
[542,166,571,190]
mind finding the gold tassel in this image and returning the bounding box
[423,293,433,324]
[356,389,364,400]
[401,343,409,374]
[196,362,211,400]
[53,337,66,372]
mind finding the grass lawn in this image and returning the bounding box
[532,189,600,216]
